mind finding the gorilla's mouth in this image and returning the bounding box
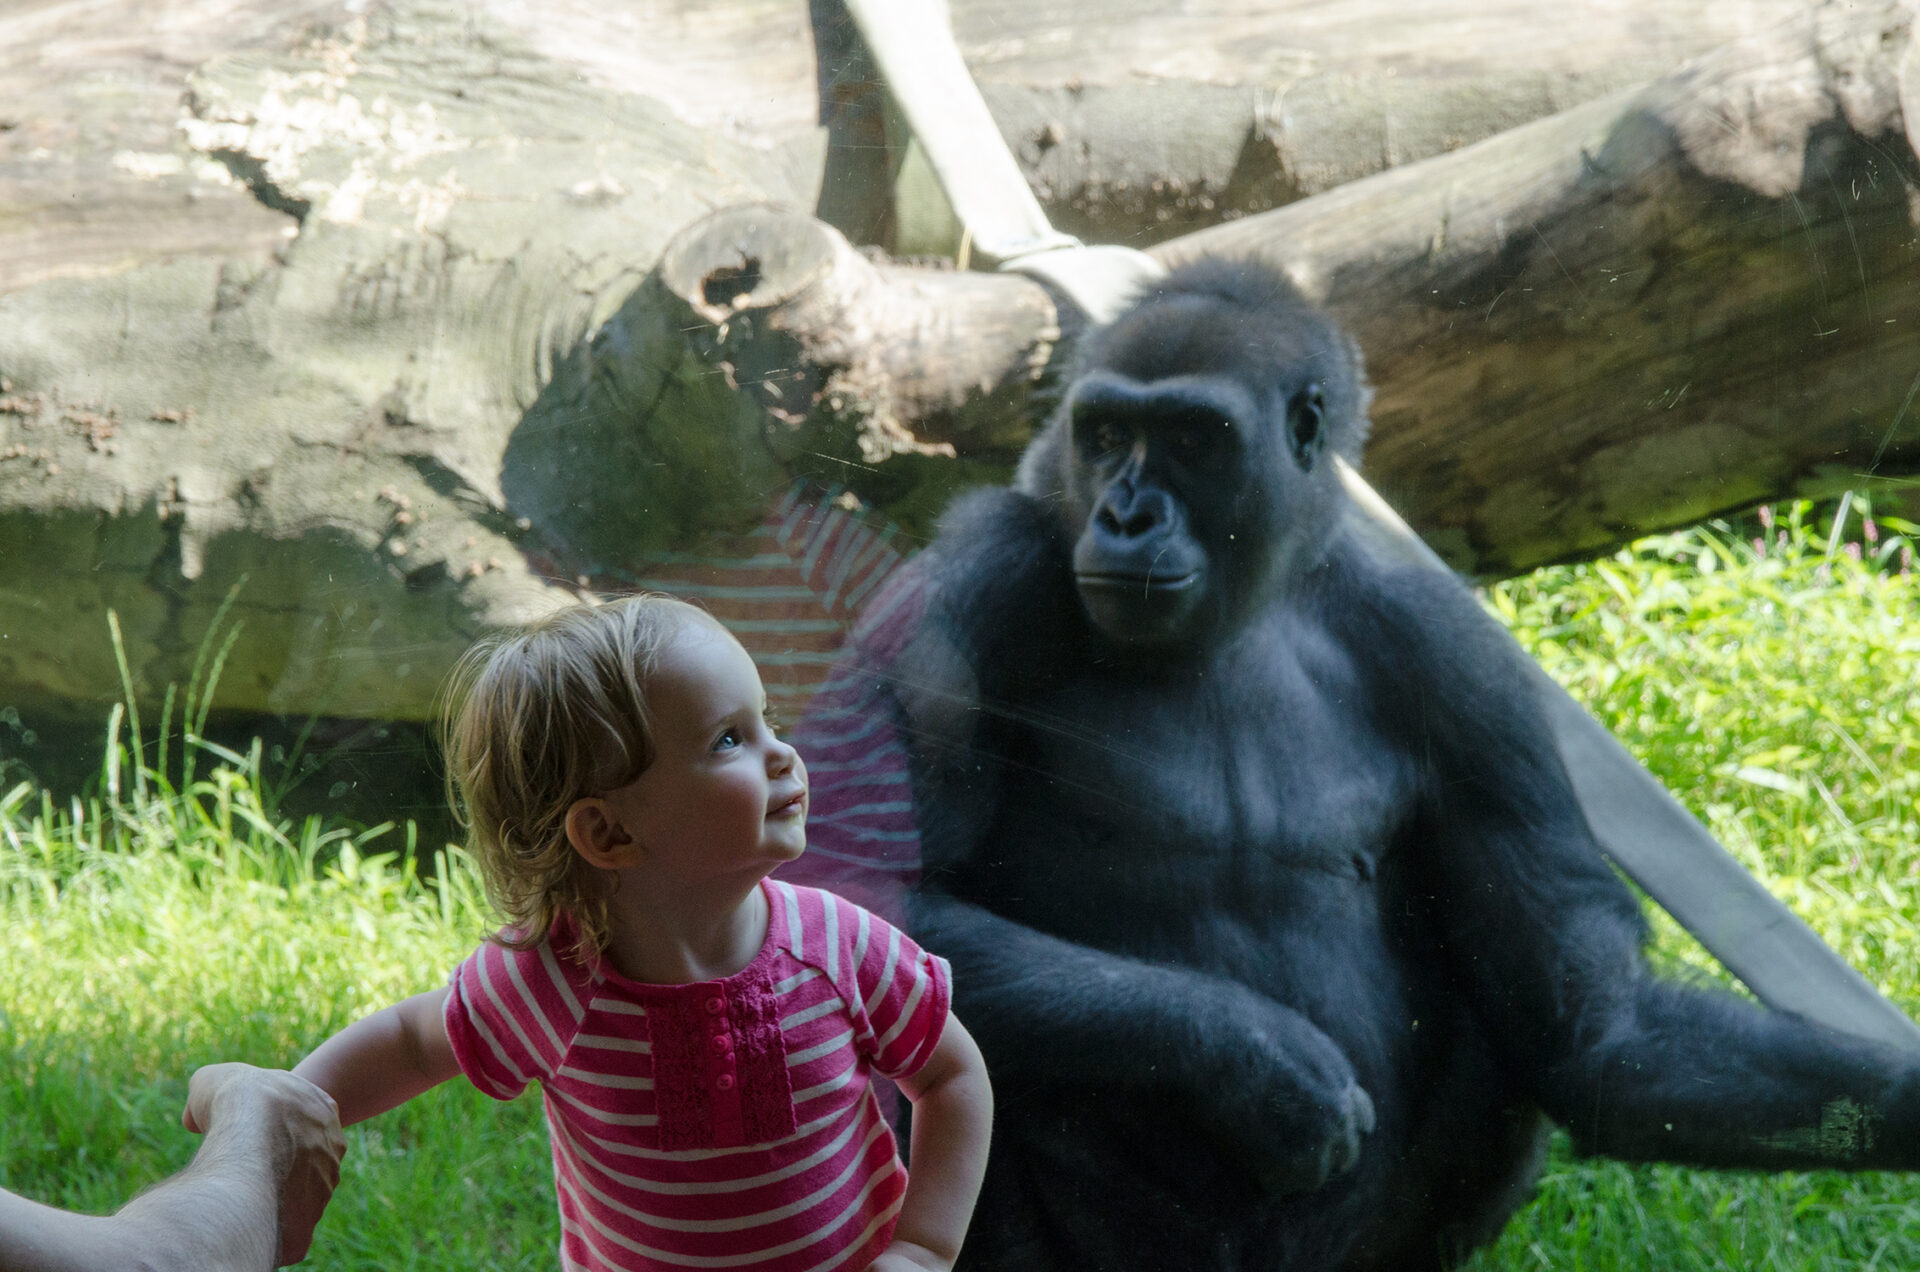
[1075,571,1200,592]
[1075,571,1206,644]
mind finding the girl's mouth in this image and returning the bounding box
[770,791,807,818]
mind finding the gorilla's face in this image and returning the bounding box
[1064,370,1242,646]
[1058,289,1357,651]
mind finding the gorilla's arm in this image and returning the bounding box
[1359,556,1920,1171]
[910,888,1375,1191]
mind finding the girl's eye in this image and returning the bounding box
[763,708,786,737]
[713,727,742,751]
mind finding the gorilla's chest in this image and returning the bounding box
[973,642,1415,956]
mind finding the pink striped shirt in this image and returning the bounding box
[442,880,951,1272]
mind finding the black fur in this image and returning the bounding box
[851,260,1920,1271]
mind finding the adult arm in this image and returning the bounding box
[868,1017,993,1272]
[0,1063,344,1272]
[293,986,460,1127]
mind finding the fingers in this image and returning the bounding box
[182,1060,250,1135]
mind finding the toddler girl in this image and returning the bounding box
[290,595,991,1272]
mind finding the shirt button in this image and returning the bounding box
[715,1073,736,1092]
[704,996,725,1015]
[711,1033,732,1053]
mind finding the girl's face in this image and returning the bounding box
[597,626,809,888]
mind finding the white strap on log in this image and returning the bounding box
[840,0,1920,1050]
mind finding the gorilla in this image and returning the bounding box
[840,259,1920,1270]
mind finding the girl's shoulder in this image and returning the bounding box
[764,880,918,987]
[461,925,599,1011]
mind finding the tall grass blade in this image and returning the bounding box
[105,612,146,803]
[104,702,124,805]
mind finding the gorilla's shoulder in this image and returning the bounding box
[939,483,1058,534]
[1321,536,1536,714]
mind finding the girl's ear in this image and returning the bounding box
[565,797,640,870]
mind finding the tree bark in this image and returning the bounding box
[656,205,1060,459]
[3,0,1917,726]
[819,0,1820,252]
[0,0,831,722]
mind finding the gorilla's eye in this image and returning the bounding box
[1168,427,1205,461]
[1089,419,1130,456]
[1289,383,1326,470]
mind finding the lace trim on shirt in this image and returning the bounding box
[650,961,797,1150]
[732,961,798,1145]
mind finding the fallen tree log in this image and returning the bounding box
[3,0,1918,728]
[0,0,831,722]
[826,0,1818,250]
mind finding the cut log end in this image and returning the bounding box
[660,203,857,326]
[659,205,1059,459]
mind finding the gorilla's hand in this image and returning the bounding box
[1193,991,1376,1195]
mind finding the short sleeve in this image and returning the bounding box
[845,899,952,1082]
[443,938,585,1101]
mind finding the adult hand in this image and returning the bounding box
[865,1240,953,1272]
[182,1063,346,1265]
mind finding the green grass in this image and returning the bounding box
[2,500,1918,1269]
[1462,502,1920,1271]
[0,746,558,1267]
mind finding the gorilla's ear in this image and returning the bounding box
[1287,383,1327,471]
[1012,409,1071,497]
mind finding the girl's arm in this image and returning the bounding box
[872,1015,993,1272]
[293,987,460,1127]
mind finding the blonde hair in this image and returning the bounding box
[439,593,720,958]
